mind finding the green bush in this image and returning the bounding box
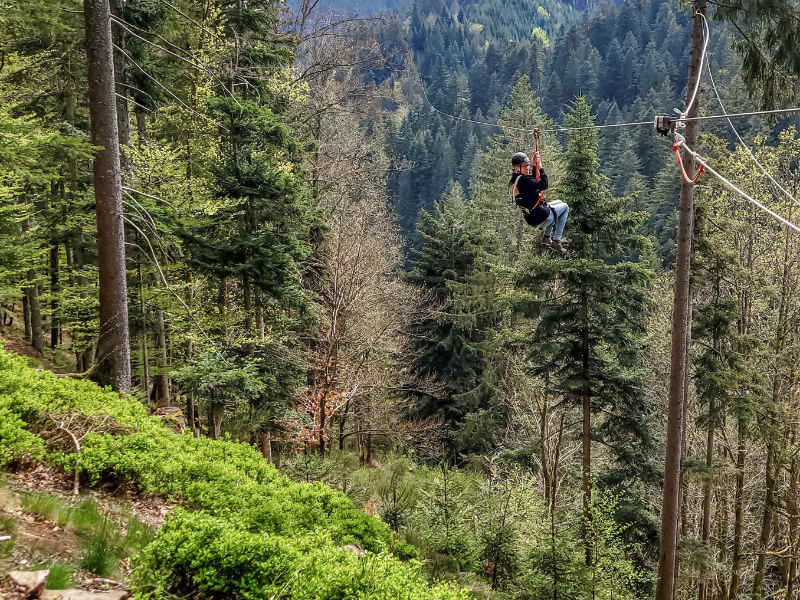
[133,510,467,600]
[0,349,452,599]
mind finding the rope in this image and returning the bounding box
[673,139,705,183]
[701,13,800,209]
[676,139,800,234]
[684,9,710,118]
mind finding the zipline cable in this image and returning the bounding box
[417,69,800,135]
[676,138,800,234]
[701,13,800,208]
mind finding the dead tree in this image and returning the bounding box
[43,411,126,495]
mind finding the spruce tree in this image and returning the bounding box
[518,96,658,558]
[406,183,485,426]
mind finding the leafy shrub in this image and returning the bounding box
[132,510,467,600]
[0,349,451,599]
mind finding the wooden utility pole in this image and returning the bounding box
[655,2,706,599]
[83,0,132,392]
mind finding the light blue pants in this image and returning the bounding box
[543,200,569,241]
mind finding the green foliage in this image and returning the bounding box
[0,349,463,598]
[133,510,467,600]
[412,465,479,574]
[18,492,156,580]
[531,27,550,46]
[44,562,77,590]
[0,514,15,559]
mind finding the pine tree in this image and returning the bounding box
[405,183,497,450]
[518,96,657,560]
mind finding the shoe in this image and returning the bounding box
[540,235,552,247]
[551,240,567,255]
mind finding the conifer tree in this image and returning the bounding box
[518,96,657,561]
[406,183,482,419]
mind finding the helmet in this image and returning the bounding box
[511,152,530,167]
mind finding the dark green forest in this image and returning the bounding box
[374,0,784,265]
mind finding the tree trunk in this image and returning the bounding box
[729,421,747,599]
[50,244,59,348]
[262,432,272,463]
[786,427,798,600]
[21,218,44,353]
[212,402,224,439]
[83,0,131,392]
[72,232,95,372]
[22,293,31,343]
[26,274,44,354]
[243,273,253,356]
[136,112,147,142]
[582,287,592,566]
[751,442,777,599]
[699,413,714,600]
[110,0,130,152]
[655,3,705,598]
[152,279,170,406]
[219,278,229,342]
[24,281,43,353]
[256,287,264,341]
[137,259,150,399]
[318,391,327,456]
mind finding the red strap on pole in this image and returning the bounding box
[673,140,705,184]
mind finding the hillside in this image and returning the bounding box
[0,348,465,599]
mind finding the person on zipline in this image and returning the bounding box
[509,151,569,254]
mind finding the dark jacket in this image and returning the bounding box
[509,170,549,226]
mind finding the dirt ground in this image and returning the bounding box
[0,467,175,578]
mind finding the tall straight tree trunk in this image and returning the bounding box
[135,112,147,142]
[752,439,777,598]
[22,289,31,342]
[581,287,591,567]
[21,219,44,354]
[25,276,44,353]
[110,0,130,152]
[786,427,799,600]
[255,287,264,341]
[243,273,253,356]
[152,280,169,405]
[83,0,131,391]
[138,260,149,400]
[50,244,59,348]
[699,412,714,600]
[656,3,706,598]
[729,421,747,600]
[73,231,95,372]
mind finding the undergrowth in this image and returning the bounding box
[21,494,155,579]
[0,348,466,600]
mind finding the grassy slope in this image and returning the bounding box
[0,348,466,600]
